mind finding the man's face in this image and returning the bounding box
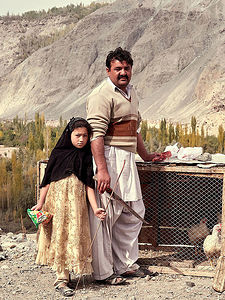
[106,59,132,92]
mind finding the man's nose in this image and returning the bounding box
[120,68,126,75]
[79,136,84,141]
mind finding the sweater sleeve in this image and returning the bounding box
[86,92,113,140]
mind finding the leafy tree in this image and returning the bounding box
[200,124,205,147]
[141,120,148,141]
[159,118,167,146]
[218,125,224,153]
[191,116,197,134]
[28,132,35,152]
[0,159,7,210]
[168,123,175,144]
[59,115,63,128]
[183,125,189,147]
[203,135,219,153]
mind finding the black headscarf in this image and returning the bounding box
[40,117,95,189]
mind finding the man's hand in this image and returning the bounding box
[151,151,172,162]
[145,152,162,161]
[137,133,171,162]
[96,169,111,194]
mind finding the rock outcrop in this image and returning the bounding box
[0,0,224,133]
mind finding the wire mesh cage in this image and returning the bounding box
[137,163,225,276]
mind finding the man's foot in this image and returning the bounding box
[96,274,126,285]
[122,268,155,278]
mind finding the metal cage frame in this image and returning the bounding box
[137,162,225,279]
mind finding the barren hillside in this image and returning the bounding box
[0,0,224,133]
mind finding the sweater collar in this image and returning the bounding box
[107,78,132,100]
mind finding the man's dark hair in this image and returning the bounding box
[106,47,133,70]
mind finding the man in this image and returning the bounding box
[86,47,161,285]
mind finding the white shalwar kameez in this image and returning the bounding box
[89,145,145,280]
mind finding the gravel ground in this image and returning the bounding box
[1,232,225,300]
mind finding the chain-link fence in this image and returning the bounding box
[137,162,224,274]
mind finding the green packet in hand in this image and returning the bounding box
[27,209,52,228]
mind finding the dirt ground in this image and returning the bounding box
[1,232,225,300]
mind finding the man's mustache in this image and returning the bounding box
[118,75,128,80]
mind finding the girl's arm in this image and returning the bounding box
[31,184,50,211]
[86,186,106,220]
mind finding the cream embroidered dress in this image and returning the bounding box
[36,174,92,274]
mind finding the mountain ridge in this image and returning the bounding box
[0,0,224,134]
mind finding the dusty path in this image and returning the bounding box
[1,232,225,300]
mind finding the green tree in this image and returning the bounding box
[141,120,148,141]
[12,152,24,216]
[183,125,189,147]
[218,124,224,153]
[28,132,35,152]
[203,135,219,153]
[175,123,180,141]
[159,118,167,146]
[168,123,175,144]
[0,159,7,210]
[200,124,205,147]
[59,115,63,128]
[191,116,197,134]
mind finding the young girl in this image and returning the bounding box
[32,117,106,297]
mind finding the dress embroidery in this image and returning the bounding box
[35,174,92,274]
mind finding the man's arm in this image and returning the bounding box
[91,137,110,194]
[137,132,161,161]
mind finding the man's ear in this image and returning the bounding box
[106,67,110,74]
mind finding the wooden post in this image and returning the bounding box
[213,171,225,292]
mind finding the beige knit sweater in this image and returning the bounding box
[86,79,141,153]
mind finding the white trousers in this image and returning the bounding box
[89,194,145,280]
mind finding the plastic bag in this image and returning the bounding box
[177,147,203,160]
[27,209,52,228]
[165,143,179,158]
[211,153,225,163]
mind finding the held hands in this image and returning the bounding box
[94,208,107,221]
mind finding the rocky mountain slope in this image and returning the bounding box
[0,0,224,133]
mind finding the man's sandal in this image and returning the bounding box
[122,268,146,278]
[54,280,74,297]
[97,274,126,285]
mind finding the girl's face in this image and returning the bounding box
[71,127,89,148]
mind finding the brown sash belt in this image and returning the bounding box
[105,120,137,137]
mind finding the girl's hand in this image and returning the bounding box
[31,203,43,211]
[94,208,106,221]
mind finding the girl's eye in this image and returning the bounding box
[75,134,88,137]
